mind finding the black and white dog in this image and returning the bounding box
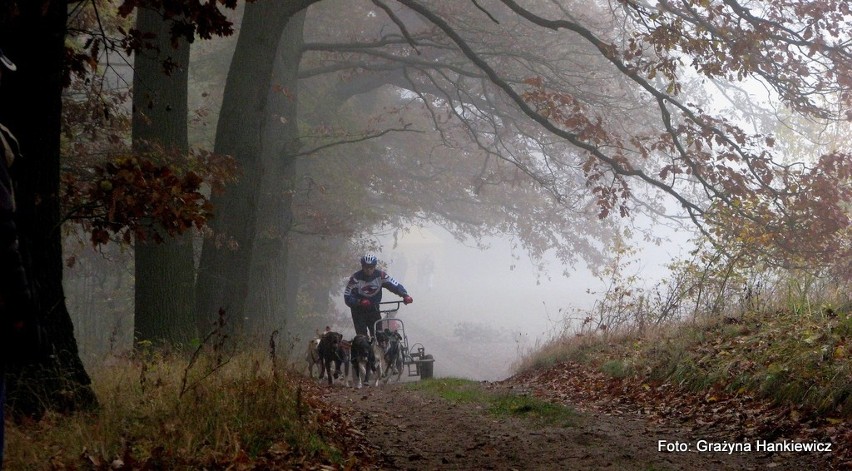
[317,330,350,386]
[375,329,403,380]
[350,334,379,388]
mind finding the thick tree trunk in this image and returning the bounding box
[132,7,196,345]
[195,2,314,335]
[0,1,97,416]
[245,11,306,337]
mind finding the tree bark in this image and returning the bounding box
[195,1,317,335]
[245,11,306,336]
[132,6,196,345]
[0,1,97,416]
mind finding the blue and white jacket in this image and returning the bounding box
[344,269,408,309]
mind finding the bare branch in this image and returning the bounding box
[292,125,420,158]
[394,0,703,215]
[372,0,421,54]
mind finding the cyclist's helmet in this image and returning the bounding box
[360,253,378,267]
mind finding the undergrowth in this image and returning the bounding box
[3,347,350,470]
[514,234,852,420]
[516,285,852,418]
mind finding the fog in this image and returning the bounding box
[332,223,693,381]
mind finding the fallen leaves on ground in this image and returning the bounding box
[504,361,851,469]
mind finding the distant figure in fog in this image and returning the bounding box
[343,253,412,339]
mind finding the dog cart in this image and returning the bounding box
[374,300,434,382]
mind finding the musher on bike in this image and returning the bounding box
[343,253,412,339]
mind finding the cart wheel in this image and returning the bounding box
[420,354,434,379]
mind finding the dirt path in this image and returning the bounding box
[318,379,835,471]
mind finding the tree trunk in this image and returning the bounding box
[195,1,313,335]
[245,11,306,337]
[132,6,196,345]
[0,1,97,416]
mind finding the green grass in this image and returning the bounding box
[600,359,632,378]
[407,378,578,426]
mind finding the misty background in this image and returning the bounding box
[64,1,634,380]
[325,221,691,381]
[50,0,847,385]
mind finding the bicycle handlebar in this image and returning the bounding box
[378,300,404,314]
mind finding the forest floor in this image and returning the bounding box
[313,363,848,470]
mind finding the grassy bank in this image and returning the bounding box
[515,306,852,418]
[3,349,371,470]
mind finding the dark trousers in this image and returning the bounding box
[351,307,381,338]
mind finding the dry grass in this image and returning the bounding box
[3,349,345,470]
[514,303,852,417]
